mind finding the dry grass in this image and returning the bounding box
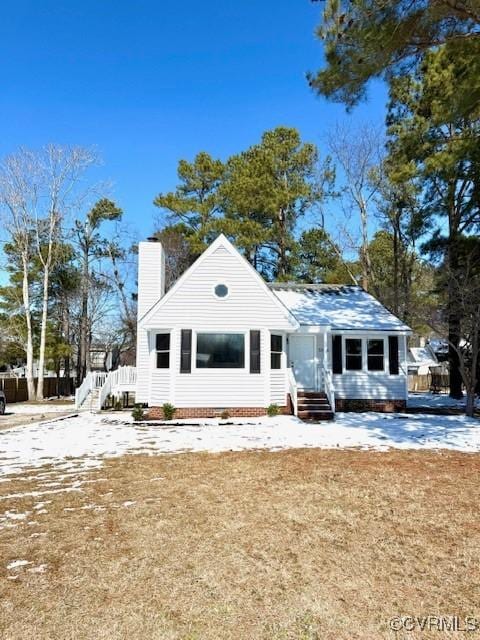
[1,449,479,639]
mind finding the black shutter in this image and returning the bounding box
[180,329,192,373]
[250,330,261,374]
[389,336,399,375]
[332,335,342,374]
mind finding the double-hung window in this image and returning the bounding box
[156,333,170,369]
[367,339,385,371]
[270,335,282,369]
[345,338,362,371]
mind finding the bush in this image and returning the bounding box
[162,402,176,421]
[220,409,230,420]
[131,404,144,421]
[114,398,123,411]
[267,403,280,417]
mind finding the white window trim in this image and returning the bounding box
[152,330,172,370]
[193,329,248,372]
[342,335,389,374]
[212,282,231,300]
[270,332,284,370]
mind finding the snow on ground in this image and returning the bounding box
[0,408,479,480]
[408,392,479,410]
[3,402,75,416]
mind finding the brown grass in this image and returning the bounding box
[1,449,479,639]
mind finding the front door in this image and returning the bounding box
[289,335,316,390]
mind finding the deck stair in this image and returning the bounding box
[297,391,334,421]
[75,366,136,411]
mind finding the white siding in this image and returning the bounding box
[270,371,287,405]
[171,328,270,407]
[330,333,408,400]
[140,244,295,409]
[149,370,170,405]
[135,327,150,404]
[143,246,295,331]
[137,241,165,320]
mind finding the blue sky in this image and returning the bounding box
[1,0,388,239]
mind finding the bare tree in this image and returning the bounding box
[0,145,97,400]
[327,123,384,291]
[73,198,122,382]
[0,152,38,399]
[34,146,97,399]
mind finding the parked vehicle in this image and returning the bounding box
[0,390,6,415]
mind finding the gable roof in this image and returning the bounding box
[138,234,299,329]
[270,284,411,332]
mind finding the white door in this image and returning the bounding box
[289,335,316,389]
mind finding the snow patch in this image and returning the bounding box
[0,409,479,482]
[7,559,31,570]
[28,564,47,574]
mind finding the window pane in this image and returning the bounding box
[271,353,281,369]
[271,334,282,352]
[196,333,245,368]
[346,339,362,355]
[214,284,228,298]
[346,355,362,371]
[156,333,170,351]
[156,352,170,369]
[368,355,384,371]
[368,339,384,355]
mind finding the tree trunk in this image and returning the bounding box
[466,391,475,418]
[21,258,36,401]
[36,262,51,400]
[358,198,372,292]
[448,230,463,399]
[78,243,89,383]
[392,224,399,316]
[62,303,70,381]
[277,208,288,279]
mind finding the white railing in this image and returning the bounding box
[287,367,298,416]
[323,367,335,415]
[75,371,108,409]
[75,372,93,409]
[97,366,137,411]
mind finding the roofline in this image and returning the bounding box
[139,234,300,329]
[268,282,361,290]
[270,282,412,333]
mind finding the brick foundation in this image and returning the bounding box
[147,406,290,420]
[335,398,406,413]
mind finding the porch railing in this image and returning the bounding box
[323,367,335,415]
[287,367,298,416]
[98,366,137,410]
[74,371,108,409]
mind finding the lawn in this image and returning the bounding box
[1,448,479,639]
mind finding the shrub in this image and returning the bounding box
[114,398,123,411]
[131,404,144,421]
[162,402,176,421]
[267,403,280,417]
[220,409,230,420]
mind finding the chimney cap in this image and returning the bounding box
[147,235,159,242]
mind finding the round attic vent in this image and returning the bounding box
[214,284,229,298]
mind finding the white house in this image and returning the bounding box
[135,234,411,420]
